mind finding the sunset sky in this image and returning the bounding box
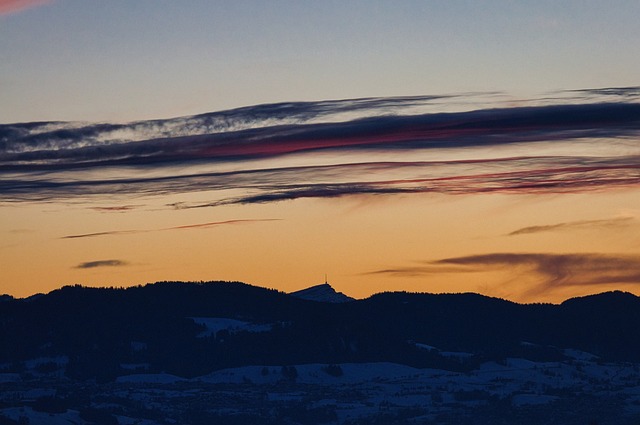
[2,1,640,302]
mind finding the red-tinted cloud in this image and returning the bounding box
[2,90,640,205]
[0,0,50,16]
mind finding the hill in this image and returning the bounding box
[1,281,640,382]
[290,282,354,303]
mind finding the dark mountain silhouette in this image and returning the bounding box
[290,283,354,303]
[1,281,639,382]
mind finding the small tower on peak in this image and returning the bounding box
[290,278,355,303]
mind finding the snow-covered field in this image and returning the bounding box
[2,355,639,424]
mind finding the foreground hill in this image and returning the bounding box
[1,281,640,382]
[4,281,640,424]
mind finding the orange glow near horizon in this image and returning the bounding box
[2,187,640,304]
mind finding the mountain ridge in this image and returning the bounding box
[2,281,640,382]
[6,281,637,305]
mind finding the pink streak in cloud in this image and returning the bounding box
[0,0,50,16]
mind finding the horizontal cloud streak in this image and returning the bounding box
[3,155,640,206]
[0,94,457,159]
[75,259,128,269]
[436,253,640,295]
[508,217,635,236]
[1,89,640,205]
[61,219,280,239]
[3,102,640,170]
[370,253,640,295]
[89,205,142,212]
[564,86,640,99]
[63,230,138,239]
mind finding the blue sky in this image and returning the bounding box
[2,0,640,123]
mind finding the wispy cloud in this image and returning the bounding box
[167,219,280,230]
[0,0,49,16]
[2,90,639,206]
[167,155,640,208]
[564,86,640,99]
[508,216,636,236]
[63,230,138,239]
[75,259,128,269]
[369,253,640,295]
[89,205,143,213]
[61,219,280,239]
[3,102,640,170]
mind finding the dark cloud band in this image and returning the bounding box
[2,102,639,170]
[2,90,640,205]
[368,252,640,295]
[75,259,128,269]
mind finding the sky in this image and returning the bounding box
[1,1,640,303]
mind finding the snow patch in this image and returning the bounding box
[24,356,68,369]
[413,342,473,359]
[415,343,438,351]
[130,341,148,351]
[189,317,272,337]
[116,373,186,384]
[564,348,599,361]
[0,407,82,425]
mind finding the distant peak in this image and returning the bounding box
[290,283,354,303]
